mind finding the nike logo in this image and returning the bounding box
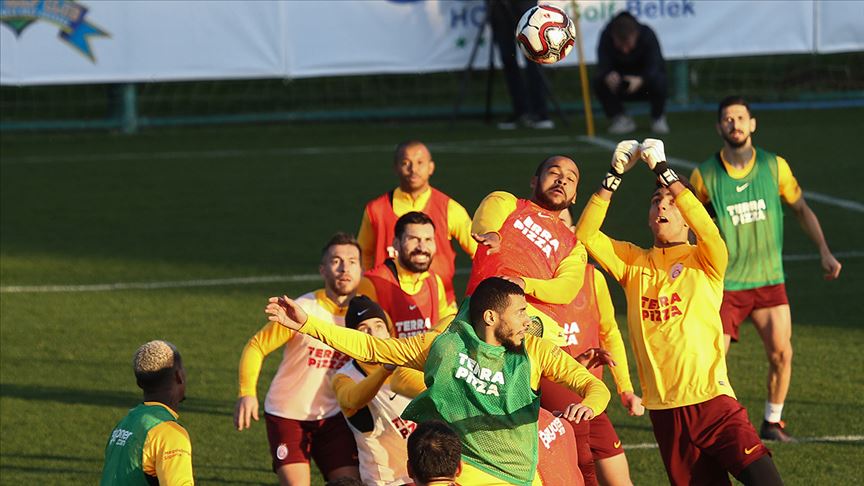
[537,212,553,219]
[744,444,761,455]
[389,393,398,400]
[357,309,369,316]
[613,441,621,449]
[736,183,750,192]
[408,305,417,310]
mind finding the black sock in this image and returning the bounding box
[735,456,784,486]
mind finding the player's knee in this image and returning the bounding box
[769,346,792,367]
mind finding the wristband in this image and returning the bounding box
[652,161,679,187]
[601,168,623,192]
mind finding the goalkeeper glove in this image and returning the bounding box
[602,140,640,192]
[641,138,679,187]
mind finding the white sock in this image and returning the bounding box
[765,402,784,423]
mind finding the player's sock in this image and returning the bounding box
[735,456,784,486]
[764,402,784,423]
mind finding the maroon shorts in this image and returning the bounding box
[264,413,358,475]
[720,283,789,342]
[649,395,771,485]
[588,412,624,459]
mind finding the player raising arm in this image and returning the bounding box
[573,139,783,486]
[266,277,610,486]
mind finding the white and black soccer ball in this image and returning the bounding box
[515,5,577,65]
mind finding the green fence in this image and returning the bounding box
[1,52,862,133]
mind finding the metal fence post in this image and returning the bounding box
[120,83,138,134]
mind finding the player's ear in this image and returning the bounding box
[482,309,497,327]
[428,159,435,176]
[715,122,722,137]
[750,117,757,133]
[530,176,538,191]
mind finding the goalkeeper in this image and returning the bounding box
[573,139,783,485]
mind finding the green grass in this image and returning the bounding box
[2,108,863,485]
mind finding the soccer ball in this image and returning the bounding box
[515,5,577,65]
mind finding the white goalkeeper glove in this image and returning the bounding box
[602,140,640,192]
[640,138,679,187]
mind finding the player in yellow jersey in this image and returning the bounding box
[100,340,193,486]
[234,233,362,486]
[265,277,610,486]
[574,139,783,485]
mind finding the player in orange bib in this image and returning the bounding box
[358,211,456,340]
[358,140,477,304]
[468,155,589,345]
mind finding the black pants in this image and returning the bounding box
[489,0,548,119]
[593,70,667,119]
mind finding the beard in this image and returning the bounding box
[495,326,525,353]
[533,186,570,212]
[399,250,432,273]
[722,131,749,149]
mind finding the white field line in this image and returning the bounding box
[624,435,864,450]
[2,251,861,294]
[1,135,585,165]
[577,136,864,213]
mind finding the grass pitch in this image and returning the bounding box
[1,108,862,484]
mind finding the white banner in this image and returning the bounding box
[816,0,864,54]
[1,0,861,86]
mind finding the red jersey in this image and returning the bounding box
[365,188,456,302]
[540,266,603,413]
[537,407,585,486]
[364,260,441,339]
[466,198,577,322]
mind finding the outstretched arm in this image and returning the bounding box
[266,296,432,370]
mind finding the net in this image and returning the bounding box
[1,52,862,132]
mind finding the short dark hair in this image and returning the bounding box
[610,12,639,41]
[407,420,462,483]
[394,211,435,239]
[469,277,525,326]
[321,232,361,261]
[533,155,579,178]
[717,95,752,121]
[393,140,426,164]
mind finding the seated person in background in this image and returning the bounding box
[594,12,668,135]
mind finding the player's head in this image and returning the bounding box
[648,181,693,245]
[716,95,756,149]
[407,420,462,485]
[320,232,362,297]
[133,340,185,401]
[531,155,580,211]
[469,277,531,352]
[393,211,437,273]
[609,12,640,54]
[394,140,435,193]
[345,295,391,339]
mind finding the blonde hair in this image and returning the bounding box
[133,340,180,390]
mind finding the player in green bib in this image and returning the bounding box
[691,96,842,442]
[266,277,610,485]
[100,340,194,485]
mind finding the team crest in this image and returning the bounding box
[669,262,684,282]
[0,0,110,61]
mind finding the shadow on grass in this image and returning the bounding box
[0,383,231,416]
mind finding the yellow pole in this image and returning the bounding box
[570,0,595,137]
